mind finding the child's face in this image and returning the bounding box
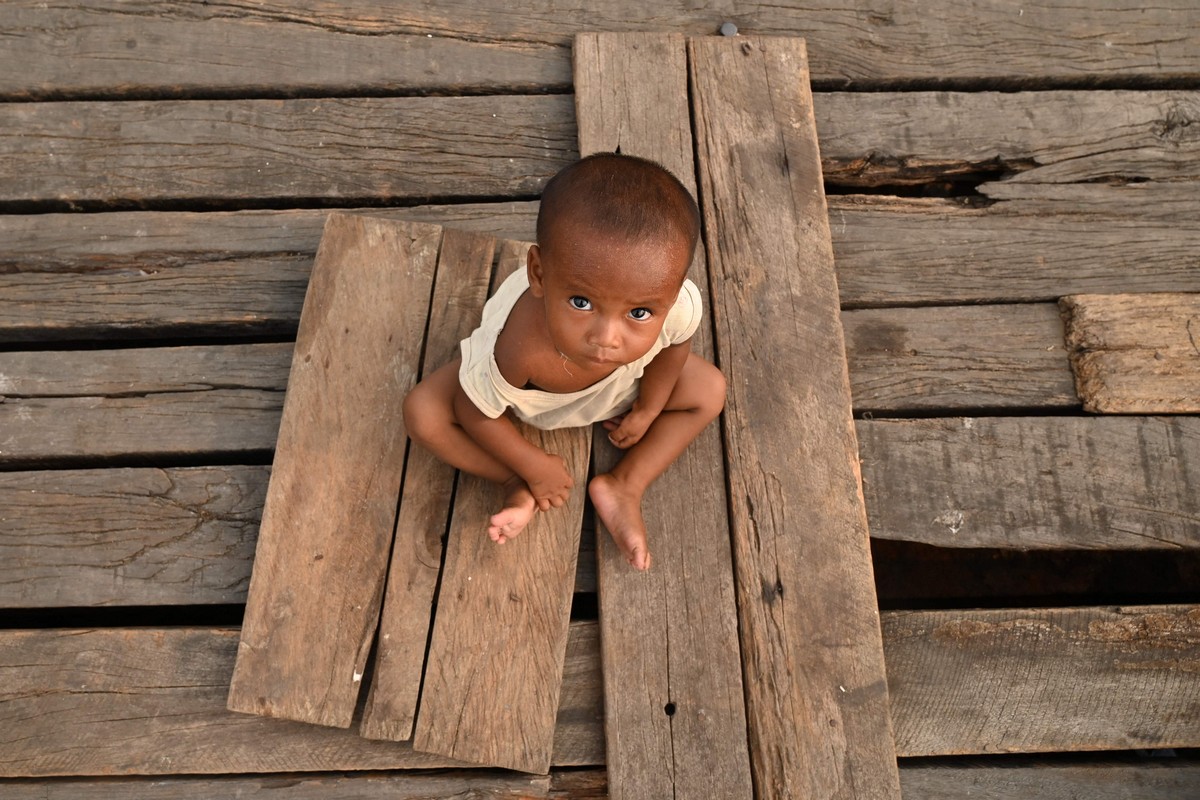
[528,222,692,369]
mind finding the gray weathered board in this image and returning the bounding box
[574,31,751,800]
[359,229,497,742]
[691,36,900,799]
[411,244,591,774]
[227,215,439,727]
[1062,293,1200,413]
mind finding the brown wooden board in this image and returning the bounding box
[573,31,751,800]
[1062,293,1200,413]
[8,761,1200,800]
[0,304,1074,467]
[6,92,1199,205]
[886,605,1200,755]
[227,215,439,727]
[0,466,265,608]
[0,624,603,777]
[4,2,1198,96]
[412,425,590,773]
[859,416,1200,550]
[690,36,901,800]
[360,228,496,741]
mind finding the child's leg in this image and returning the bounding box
[589,353,726,570]
[404,358,538,543]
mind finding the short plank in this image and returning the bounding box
[0,624,603,777]
[886,605,1200,755]
[844,303,1077,411]
[227,216,438,727]
[0,96,576,205]
[360,228,497,741]
[574,31,751,800]
[1062,293,1200,413]
[5,2,1199,96]
[413,424,590,773]
[859,416,1200,550]
[0,303,1077,465]
[6,92,1198,205]
[0,466,265,608]
[691,37,901,799]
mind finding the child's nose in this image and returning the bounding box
[588,318,621,349]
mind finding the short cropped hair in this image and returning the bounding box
[536,153,701,259]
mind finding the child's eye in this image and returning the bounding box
[569,296,592,310]
[629,307,653,321]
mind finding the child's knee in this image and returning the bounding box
[403,381,443,447]
[701,362,727,418]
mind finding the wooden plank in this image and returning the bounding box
[0,96,576,205]
[0,624,603,777]
[0,304,1076,465]
[227,215,438,727]
[845,303,1076,411]
[359,229,496,741]
[5,92,1198,205]
[886,605,1200,755]
[1062,293,1200,413]
[0,466,265,608]
[573,30,751,800]
[859,416,1200,550]
[4,2,1199,96]
[690,36,901,800]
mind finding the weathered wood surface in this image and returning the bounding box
[413,424,590,773]
[360,228,496,742]
[6,92,1198,204]
[6,761,1200,800]
[0,304,1075,466]
[227,216,438,727]
[859,416,1200,550]
[5,609,1196,777]
[574,31,751,800]
[845,303,1076,411]
[5,1,1198,96]
[886,605,1200,755]
[692,37,900,799]
[0,624,603,777]
[1062,293,1200,413]
[0,466,265,608]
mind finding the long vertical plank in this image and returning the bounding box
[573,31,751,800]
[227,214,440,727]
[691,37,902,799]
[360,228,496,740]
[412,245,590,774]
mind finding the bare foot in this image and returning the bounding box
[589,473,651,570]
[488,477,537,544]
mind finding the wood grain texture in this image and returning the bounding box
[845,303,1076,411]
[886,606,1200,755]
[860,416,1200,550]
[5,92,1198,204]
[227,216,439,727]
[360,227,496,741]
[0,304,1075,466]
[0,624,603,777]
[899,760,1200,800]
[574,31,751,800]
[0,466,265,608]
[413,424,590,773]
[4,1,1199,96]
[1062,293,1200,413]
[691,36,900,800]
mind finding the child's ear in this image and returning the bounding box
[527,245,546,297]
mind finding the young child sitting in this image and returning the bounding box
[403,153,726,570]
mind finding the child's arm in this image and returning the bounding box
[453,386,574,509]
[605,339,692,449]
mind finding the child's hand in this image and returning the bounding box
[524,452,574,511]
[603,408,657,449]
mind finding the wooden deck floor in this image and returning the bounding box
[2,3,1200,798]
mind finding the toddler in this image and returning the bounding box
[403,153,726,570]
